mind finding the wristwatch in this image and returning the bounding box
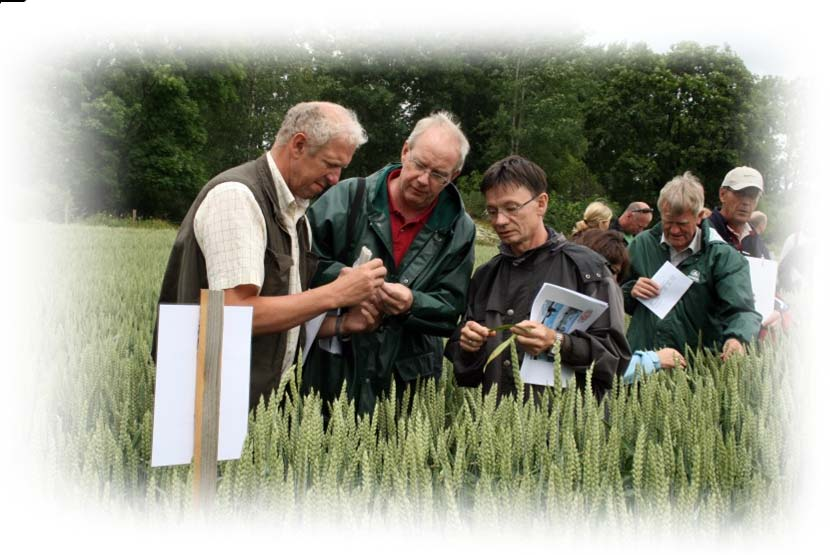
[546,331,564,357]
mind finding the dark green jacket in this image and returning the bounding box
[304,164,476,412]
[622,219,761,353]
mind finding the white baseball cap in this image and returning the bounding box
[721,166,764,192]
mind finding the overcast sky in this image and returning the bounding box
[0,1,821,80]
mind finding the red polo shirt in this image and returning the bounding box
[386,169,438,268]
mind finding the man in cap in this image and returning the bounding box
[609,201,654,244]
[707,166,770,259]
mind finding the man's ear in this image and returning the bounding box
[537,192,549,213]
[400,141,410,164]
[288,132,308,159]
[718,187,728,204]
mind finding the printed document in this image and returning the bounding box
[520,283,608,387]
[638,262,693,319]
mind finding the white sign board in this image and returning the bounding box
[151,304,252,467]
[747,256,778,321]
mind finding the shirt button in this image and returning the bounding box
[507,309,514,316]
[502,360,511,368]
[402,278,410,285]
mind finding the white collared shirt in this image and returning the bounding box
[661,227,702,267]
[194,151,309,373]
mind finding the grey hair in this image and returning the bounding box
[275,101,368,150]
[750,210,768,228]
[407,110,470,172]
[658,171,705,217]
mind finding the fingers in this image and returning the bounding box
[721,338,744,360]
[333,259,388,307]
[459,321,491,352]
[632,277,660,299]
[657,347,686,368]
[378,282,413,315]
[512,321,551,355]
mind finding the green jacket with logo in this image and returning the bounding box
[622,219,761,353]
[304,164,476,413]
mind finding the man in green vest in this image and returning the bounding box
[304,111,476,414]
[155,101,388,410]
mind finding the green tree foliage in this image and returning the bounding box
[43,38,799,223]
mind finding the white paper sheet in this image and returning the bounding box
[747,256,778,320]
[520,283,608,387]
[151,304,252,467]
[303,312,326,357]
[638,261,693,319]
[312,246,374,356]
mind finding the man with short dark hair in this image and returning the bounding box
[707,166,770,259]
[623,172,761,360]
[155,101,388,410]
[446,155,630,398]
[609,201,654,244]
[305,111,476,413]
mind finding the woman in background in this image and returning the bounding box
[571,200,613,237]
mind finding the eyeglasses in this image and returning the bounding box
[483,195,540,220]
[630,208,653,214]
[407,155,452,186]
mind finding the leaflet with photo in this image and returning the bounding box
[520,283,608,387]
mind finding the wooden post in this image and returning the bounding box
[193,289,224,510]
[132,208,137,222]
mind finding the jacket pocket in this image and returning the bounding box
[395,348,442,383]
[261,248,293,296]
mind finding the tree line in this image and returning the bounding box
[36,35,801,237]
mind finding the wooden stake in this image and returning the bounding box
[193,289,224,510]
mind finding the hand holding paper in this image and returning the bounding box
[637,262,693,319]
[512,320,556,357]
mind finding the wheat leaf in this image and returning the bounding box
[484,335,516,371]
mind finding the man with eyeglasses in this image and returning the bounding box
[304,111,476,413]
[609,201,654,244]
[445,155,630,399]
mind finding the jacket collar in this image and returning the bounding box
[499,226,567,261]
